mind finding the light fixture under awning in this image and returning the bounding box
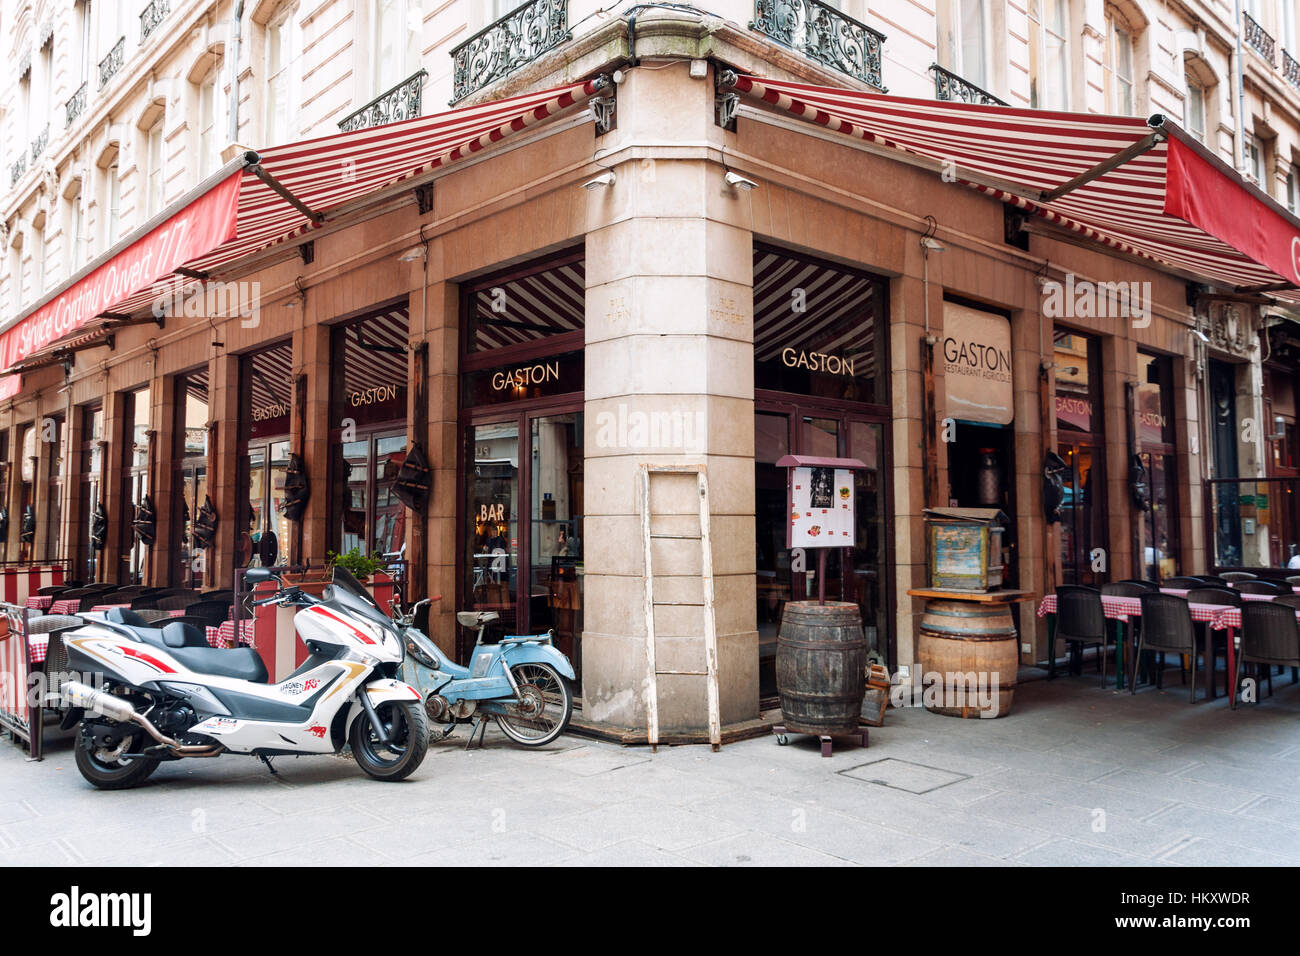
[724,74,1300,301]
[0,77,608,380]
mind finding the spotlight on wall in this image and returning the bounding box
[724,171,758,191]
[582,171,616,190]
[397,245,425,262]
[920,236,945,252]
[1189,326,1210,343]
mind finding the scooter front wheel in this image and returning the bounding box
[351,700,429,781]
[495,662,573,746]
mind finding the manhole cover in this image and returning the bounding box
[838,758,969,794]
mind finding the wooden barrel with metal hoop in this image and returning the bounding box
[776,601,867,736]
[917,599,1018,718]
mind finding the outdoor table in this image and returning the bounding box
[49,599,81,615]
[24,596,52,611]
[89,603,130,613]
[27,634,48,665]
[207,619,254,649]
[1037,593,1239,697]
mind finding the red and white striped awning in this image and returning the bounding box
[728,75,1300,301]
[0,77,606,378]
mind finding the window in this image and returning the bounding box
[20,71,32,147]
[1248,136,1263,183]
[1029,0,1068,109]
[1185,81,1205,142]
[146,119,165,216]
[38,37,53,122]
[1105,11,1135,115]
[67,184,85,272]
[97,0,123,60]
[372,0,422,94]
[1284,0,1299,56]
[937,0,988,88]
[1288,167,1298,214]
[45,416,65,561]
[265,10,294,146]
[78,0,94,84]
[32,215,47,297]
[198,71,219,179]
[103,159,121,248]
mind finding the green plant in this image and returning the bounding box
[325,547,386,580]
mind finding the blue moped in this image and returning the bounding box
[394,599,575,747]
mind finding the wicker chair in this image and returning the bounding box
[1274,594,1300,609]
[1050,585,1110,682]
[129,596,161,610]
[28,615,84,710]
[1133,593,1200,702]
[1162,576,1205,589]
[1287,576,1300,588]
[1117,579,1159,591]
[1234,602,1300,709]
[1196,575,1230,587]
[1186,587,1242,606]
[183,601,232,629]
[1220,571,1258,583]
[1102,583,1148,597]
[133,609,172,624]
[1186,589,1237,694]
[28,614,83,633]
[1235,580,1282,595]
[155,592,202,612]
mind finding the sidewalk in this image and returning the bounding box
[2,671,1298,866]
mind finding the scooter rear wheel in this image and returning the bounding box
[495,663,573,746]
[74,725,160,790]
[351,700,429,781]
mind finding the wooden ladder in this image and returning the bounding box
[639,464,721,752]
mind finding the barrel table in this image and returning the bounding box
[907,589,1035,719]
[773,601,870,756]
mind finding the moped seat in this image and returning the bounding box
[457,611,499,627]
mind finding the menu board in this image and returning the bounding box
[789,466,855,548]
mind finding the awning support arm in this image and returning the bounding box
[246,156,325,225]
[1039,116,1168,202]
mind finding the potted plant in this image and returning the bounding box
[325,547,387,583]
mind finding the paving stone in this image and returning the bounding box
[677,831,855,867]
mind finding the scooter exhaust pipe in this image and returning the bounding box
[62,682,224,757]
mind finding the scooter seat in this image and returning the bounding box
[165,646,269,684]
[457,611,499,627]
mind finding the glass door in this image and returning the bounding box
[1058,440,1105,586]
[242,440,291,568]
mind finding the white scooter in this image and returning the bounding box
[60,566,427,789]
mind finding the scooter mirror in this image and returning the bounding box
[245,568,279,585]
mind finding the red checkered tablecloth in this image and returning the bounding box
[206,619,255,649]
[49,599,81,615]
[27,633,48,665]
[90,603,130,613]
[25,596,53,610]
[1037,594,1237,628]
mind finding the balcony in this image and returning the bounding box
[98,36,125,89]
[1285,50,1300,88]
[11,153,27,187]
[140,0,170,45]
[1244,12,1276,64]
[339,70,427,132]
[450,0,570,103]
[930,64,1007,106]
[31,125,48,163]
[751,0,886,91]
[66,82,88,126]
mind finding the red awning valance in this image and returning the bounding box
[0,78,605,379]
[727,75,1300,300]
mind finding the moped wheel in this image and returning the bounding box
[74,724,160,790]
[495,662,573,746]
[351,700,429,781]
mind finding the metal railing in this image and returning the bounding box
[140,0,170,44]
[338,69,427,131]
[66,82,88,125]
[1285,49,1300,87]
[1244,12,1276,64]
[11,153,27,186]
[450,0,570,103]
[930,63,1007,106]
[98,36,125,89]
[30,124,48,163]
[751,0,886,90]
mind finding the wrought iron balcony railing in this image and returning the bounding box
[66,82,88,126]
[930,63,1007,106]
[450,0,570,103]
[1285,50,1300,87]
[1244,12,1276,64]
[98,36,125,89]
[339,69,427,131]
[31,124,48,163]
[140,0,170,44]
[11,153,27,186]
[751,0,886,90]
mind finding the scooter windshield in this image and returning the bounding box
[329,565,395,633]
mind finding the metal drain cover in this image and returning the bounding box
[839,758,970,794]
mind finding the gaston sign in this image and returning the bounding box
[937,302,1014,425]
[0,172,242,371]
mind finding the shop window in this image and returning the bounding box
[176,371,209,587]
[78,405,104,581]
[0,430,8,562]
[45,416,65,561]
[122,388,151,584]
[1054,329,1107,586]
[460,252,585,667]
[329,307,410,561]
[19,425,36,564]
[1136,351,1180,581]
[240,343,293,568]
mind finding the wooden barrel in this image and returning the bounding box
[916,599,1018,718]
[776,601,867,736]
